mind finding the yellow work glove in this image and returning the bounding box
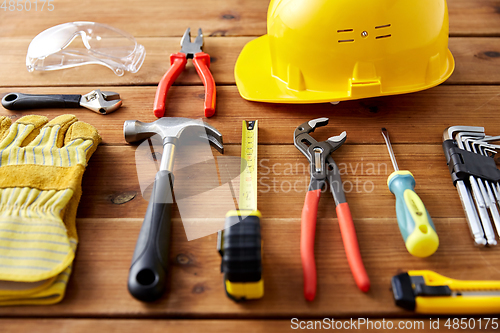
[0,114,101,305]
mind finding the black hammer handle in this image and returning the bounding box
[128,170,174,302]
[1,93,81,110]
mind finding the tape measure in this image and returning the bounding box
[217,120,263,301]
[239,120,258,211]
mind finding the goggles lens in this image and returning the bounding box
[26,22,145,76]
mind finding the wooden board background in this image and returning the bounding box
[1,0,500,331]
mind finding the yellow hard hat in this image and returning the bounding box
[235,0,455,103]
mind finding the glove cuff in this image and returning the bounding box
[0,164,84,192]
[0,186,76,282]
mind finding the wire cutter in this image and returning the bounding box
[294,118,370,301]
[154,28,216,118]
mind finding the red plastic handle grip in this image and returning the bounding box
[153,53,187,118]
[193,52,216,117]
[300,189,321,301]
[336,202,370,292]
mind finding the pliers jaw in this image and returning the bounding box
[180,27,204,59]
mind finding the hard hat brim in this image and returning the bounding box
[234,35,455,103]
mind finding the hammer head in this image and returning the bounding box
[123,117,223,153]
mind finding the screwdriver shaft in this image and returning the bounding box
[381,128,399,171]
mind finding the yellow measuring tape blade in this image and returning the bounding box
[239,120,258,211]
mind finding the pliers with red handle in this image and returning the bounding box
[294,118,370,301]
[154,28,216,118]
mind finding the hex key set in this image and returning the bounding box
[443,126,500,246]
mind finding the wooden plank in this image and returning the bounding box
[0,319,483,332]
[0,216,497,317]
[0,320,288,333]
[79,145,465,220]
[1,85,500,145]
[449,37,500,84]
[1,37,500,87]
[449,0,500,36]
[0,0,267,38]
[1,0,500,38]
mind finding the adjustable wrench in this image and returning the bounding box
[2,90,122,115]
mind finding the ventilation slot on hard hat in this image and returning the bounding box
[338,29,354,43]
[375,24,392,39]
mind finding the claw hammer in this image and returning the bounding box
[123,117,223,301]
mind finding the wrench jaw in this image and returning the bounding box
[294,117,329,143]
[80,89,122,114]
[294,122,319,160]
[307,117,329,131]
[327,131,347,153]
[294,118,346,159]
[293,118,347,196]
[101,91,121,101]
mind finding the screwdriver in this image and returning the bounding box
[381,128,439,257]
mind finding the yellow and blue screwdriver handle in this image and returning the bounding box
[392,270,500,314]
[388,171,439,257]
[217,120,263,301]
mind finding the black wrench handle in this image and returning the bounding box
[128,170,174,302]
[1,93,81,110]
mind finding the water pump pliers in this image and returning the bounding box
[294,118,370,301]
[153,27,216,118]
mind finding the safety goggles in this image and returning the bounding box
[26,22,145,76]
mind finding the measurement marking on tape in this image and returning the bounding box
[239,120,258,211]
